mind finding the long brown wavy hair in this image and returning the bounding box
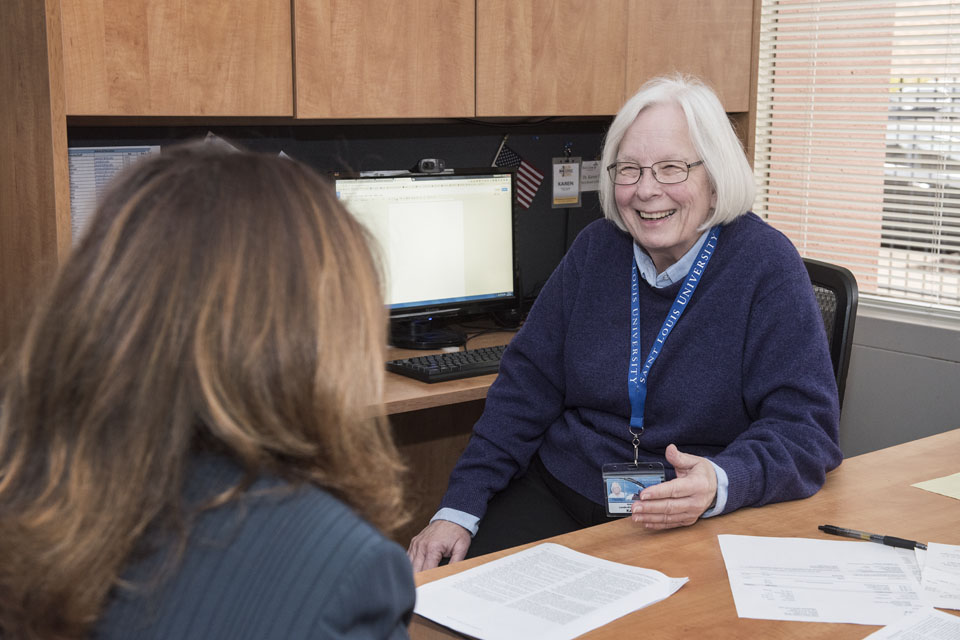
[0,143,407,639]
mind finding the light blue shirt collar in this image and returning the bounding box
[632,228,712,288]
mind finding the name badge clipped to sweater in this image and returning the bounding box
[603,462,664,516]
[602,227,721,517]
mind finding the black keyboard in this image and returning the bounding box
[386,344,507,383]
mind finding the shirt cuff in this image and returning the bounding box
[701,460,729,518]
[431,508,480,536]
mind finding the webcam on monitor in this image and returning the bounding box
[410,158,446,173]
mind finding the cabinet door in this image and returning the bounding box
[295,0,474,118]
[60,0,292,116]
[625,0,754,112]
[477,1,629,117]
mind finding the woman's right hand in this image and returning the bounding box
[407,519,472,572]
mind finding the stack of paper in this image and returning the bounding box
[916,542,960,610]
[864,608,960,639]
[718,534,929,626]
[719,534,960,637]
[414,543,688,640]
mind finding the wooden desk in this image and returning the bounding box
[411,429,960,639]
[386,331,514,546]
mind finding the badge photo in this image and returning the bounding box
[602,462,665,517]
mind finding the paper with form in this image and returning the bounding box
[917,543,960,610]
[864,608,960,639]
[718,534,927,625]
[414,542,687,640]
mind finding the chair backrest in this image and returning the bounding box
[803,258,858,410]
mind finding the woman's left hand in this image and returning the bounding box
[631,444,718,529]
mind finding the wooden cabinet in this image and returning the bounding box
[56,0,754,119]
[1,0,760,352]
[626,0,755,112]
[477,1,629,117]
[60,0,293,116]
[294,0,474,118]
[1,0,71,354]
[476,0,753,117]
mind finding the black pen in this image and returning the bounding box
[818,524,927,550]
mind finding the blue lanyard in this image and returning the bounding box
[628,226,721,443]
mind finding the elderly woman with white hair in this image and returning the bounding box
[408,75,842,571]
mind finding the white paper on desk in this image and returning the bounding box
[414,542,688,640]
[863,608,960,639]
[718,534,926,625]
[920,543,960,610]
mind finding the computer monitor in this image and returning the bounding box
[334,168,518,349]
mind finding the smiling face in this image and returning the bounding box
[614,102,717,273]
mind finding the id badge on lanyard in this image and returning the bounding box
[602,226,720,517]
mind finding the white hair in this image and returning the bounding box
[599,74,755,231]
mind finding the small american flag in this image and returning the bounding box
[493,144,544,209]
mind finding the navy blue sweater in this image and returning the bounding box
[441,214,842,519]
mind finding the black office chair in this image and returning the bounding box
[803,258,858,410]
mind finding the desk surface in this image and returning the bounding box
[411,428,960,639]
[383,331,514,415]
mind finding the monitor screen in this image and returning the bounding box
[334,169,517,348]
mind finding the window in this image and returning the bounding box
[754,0,960,312]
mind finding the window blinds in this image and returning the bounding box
[754,0,960,311]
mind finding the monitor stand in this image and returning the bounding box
[390,318,466,350]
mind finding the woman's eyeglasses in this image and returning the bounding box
[606,160,704,185]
